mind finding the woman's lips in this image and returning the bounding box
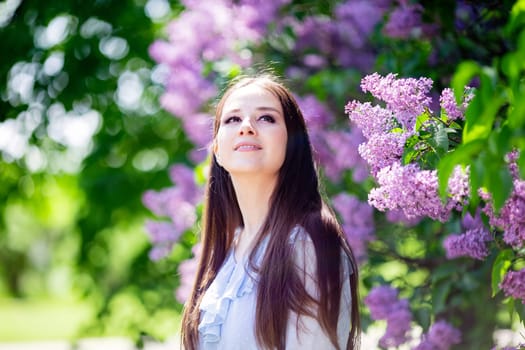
[234,143,262,151]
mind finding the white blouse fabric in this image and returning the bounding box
[198,227,352,349]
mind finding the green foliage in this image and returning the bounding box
[0,0,191,342]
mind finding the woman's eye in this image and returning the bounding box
[259,115,275,123]
[224,116,241,124]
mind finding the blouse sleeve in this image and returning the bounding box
[285,228,352,349]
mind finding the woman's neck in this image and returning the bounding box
[230,173,277,239]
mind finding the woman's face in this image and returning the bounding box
[214,83,288,178]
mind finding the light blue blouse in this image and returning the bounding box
[198,227,352,349]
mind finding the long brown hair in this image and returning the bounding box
[181,74,360,349]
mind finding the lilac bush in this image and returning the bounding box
[346,74,471,221]
[143,1,525,348]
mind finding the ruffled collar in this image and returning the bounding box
[198,233,269,344]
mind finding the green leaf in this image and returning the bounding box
[431,263,457,283]
[515,300,525,327]
[402,147,418,165]
[437,140,484,200]
[415,111,430,131]
[452,61,480,103]
[432,281,452,314]
[463,93,504,144]
[508,86,525,129]
[491,249,514,297]
[487,164,513,212]
[433,124,449,154]
[413,305,432,331]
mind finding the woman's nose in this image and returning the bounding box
[239,117,256,135]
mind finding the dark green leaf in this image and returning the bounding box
[491,249,514,297]
[433,124,449,154]
[432,281,452,314]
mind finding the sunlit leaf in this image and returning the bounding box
[452,61,480,103]
[491,249,514,297]
[437,140,483,200]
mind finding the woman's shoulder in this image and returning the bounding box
[288,224,353,278]
[288,225,311,244]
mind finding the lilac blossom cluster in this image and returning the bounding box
[385,209,421,226]
[288,0,390,72]
[479,152,525,248]
[364,285,412,348]
[359,73,433,130]
[413,320,461,350]
[382,1,438,40]
[346,74,471,221]
[142,164,203,260]
[332,192,375,262]
[439,87,474,121]
[443,211,493,260]
[368,163,469,222]
[499,268,525,304]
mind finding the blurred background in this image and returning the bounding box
[1,0,524,349]
[0,0,188,345]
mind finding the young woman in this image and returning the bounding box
[181,74,360,349]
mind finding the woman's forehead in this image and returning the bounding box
[222,84,281,111]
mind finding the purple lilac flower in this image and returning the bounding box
[288,0,389,71]
[440,87,474,121]
[335,0,391,49]
[380,307,412,348]
[332,192,375,262]
[345,101,396,139]
[506,149,520,180]
[414,320,462,350]
[176,243,201,303]
[325,128,370,183]
[161,68,217,117]
[368,163,469,221]
[386,209,421,226]
[500,268,525,303]
[461,210,484,231]
[334,0,390,69]
[360,73,433,130]
[480,179,525,248]
[296,94,334,128]
[443,227,492,260]
[142,164,203,260]
[455,1,477,31]
[364,285,412,347]
[291,16,335,58]
[365,285,401,319]
[181,113,214,157]
[144,221,182,261]
[383,1,424,39]
[358,131,408,177]
[297,95,369,182]
[444,209,493,261]
[168,164,202,204]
